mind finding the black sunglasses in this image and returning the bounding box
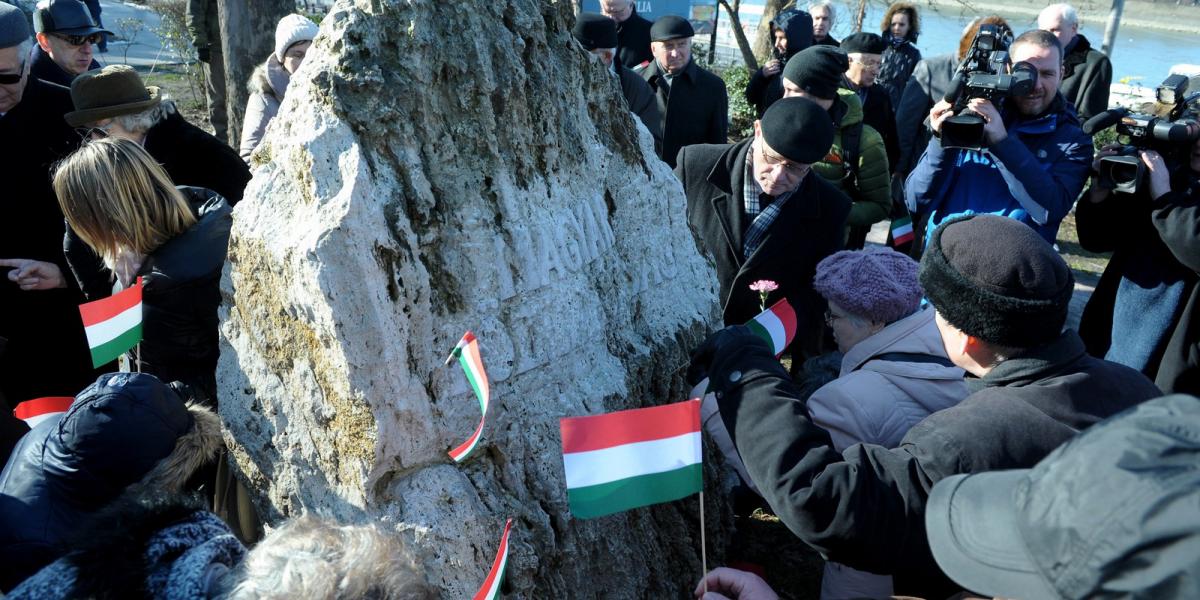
[0,62,25,85]
[52,33,104,47]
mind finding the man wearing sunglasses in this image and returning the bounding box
[0,4,105,410]
[676,97,851,363]
[30,0,107,87]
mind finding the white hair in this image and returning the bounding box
[225,516,434,600]
[112,98,177,134]
[809,0,836,22]
[1041,3,1078,27]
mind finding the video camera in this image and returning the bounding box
[1084,74,1200,194]
[940,24,1038,150]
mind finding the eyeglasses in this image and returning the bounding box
[850,57,882,69]
[760,148,811,177]
[0,62,25,85]
[75,121,115,140]
[51,33,104,47]
[824,310,846,327]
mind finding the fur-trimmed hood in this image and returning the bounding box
[6,489,246,599]
[247,54,290,103]
[0,373,224,592]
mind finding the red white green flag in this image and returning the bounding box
[746,298,796,356]
[891,215,915,246]
[446,331,492,462]
[13,396,74,428]
[559,399,702,519]
[471,518,512,600]
[79,279,143,368]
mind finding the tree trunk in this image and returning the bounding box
[852,0,868,33]
[1101,0,1124,57]
[752,0,791,63]
[718,0,758,70]
[217,0,294,148]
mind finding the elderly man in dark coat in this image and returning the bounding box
[1038,3,1112,122]
[0,4,102,406]
[572,13,661,147]
[689,214,1161,599]
[639,16,727,168]
[600,0,652,69]
[676,97,849,360]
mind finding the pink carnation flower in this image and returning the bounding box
[749,280,779,293]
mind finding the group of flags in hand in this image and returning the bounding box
[10,277,799,599]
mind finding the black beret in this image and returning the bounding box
[783,46,848,100]
[919,214,1074,348]
[841,32,887,54]
[573,13,617,51]
[650,15,694,42]
[759,96,836,164]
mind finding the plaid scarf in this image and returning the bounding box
[742,151,794,259]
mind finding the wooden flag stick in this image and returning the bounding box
[700,491,708,595]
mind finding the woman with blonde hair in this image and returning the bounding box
[53,137,232,402]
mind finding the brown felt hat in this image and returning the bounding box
[65,65,161,127]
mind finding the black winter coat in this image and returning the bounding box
[1060,34,1113,122]
[709,329,1160,598]
[65,189,232,400]
[745,9,813,118]
[616,60,662,146]
[676,140,849,354]
[876,35,921,109]
[615,7,653,69]
[144,109,251,204]
[0,77,101,406]
[1078,176,1200,395]
[28,45,99,88]
[641,58,729,168]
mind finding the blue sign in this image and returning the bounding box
[580,1,715,23]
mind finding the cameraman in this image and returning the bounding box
[905,29,1093,246]
[1078,135,1200,395]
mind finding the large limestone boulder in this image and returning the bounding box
[218,1,724,596]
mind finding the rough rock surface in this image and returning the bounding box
[218,0,727,597]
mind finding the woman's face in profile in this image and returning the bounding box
[283,41,312,75]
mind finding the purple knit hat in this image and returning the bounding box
[813,247,922,324]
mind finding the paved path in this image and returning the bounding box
[95,1,185,69]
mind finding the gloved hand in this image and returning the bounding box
[196,46,211,63]
[686,325,770,387]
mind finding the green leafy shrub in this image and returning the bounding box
[716,64,756,142]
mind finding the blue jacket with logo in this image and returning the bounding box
[904,95,1093,244]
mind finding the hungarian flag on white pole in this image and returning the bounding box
[471,518,512,600]
[79,279,143,368]
[446,331,492,462]
[12,396,74,428]
[745,298,796,357]
[559,399,702,519]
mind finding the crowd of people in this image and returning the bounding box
[0,0,1197,597]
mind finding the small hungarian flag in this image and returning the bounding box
[79,279,143,368]
[472,518,512,600]
[13,396,74,428]
[746,298,796,356]
[891,215,915,246]
[560,399,702,519]
[446,331,492,462]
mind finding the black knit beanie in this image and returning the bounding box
[783,46,848,100]
[919,214,1074,348]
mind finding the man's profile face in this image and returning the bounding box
[846,52,881,87]
[651,37,691,75]
[1037,11,1077,50]
[600,0,633,23]
[0,45,27,113]
[1010,42,1061,117]
[38,32,97,76]
[811,7,832,39]
[752,121,810,196]
[772,28,787,55]
[589,47,615,67]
